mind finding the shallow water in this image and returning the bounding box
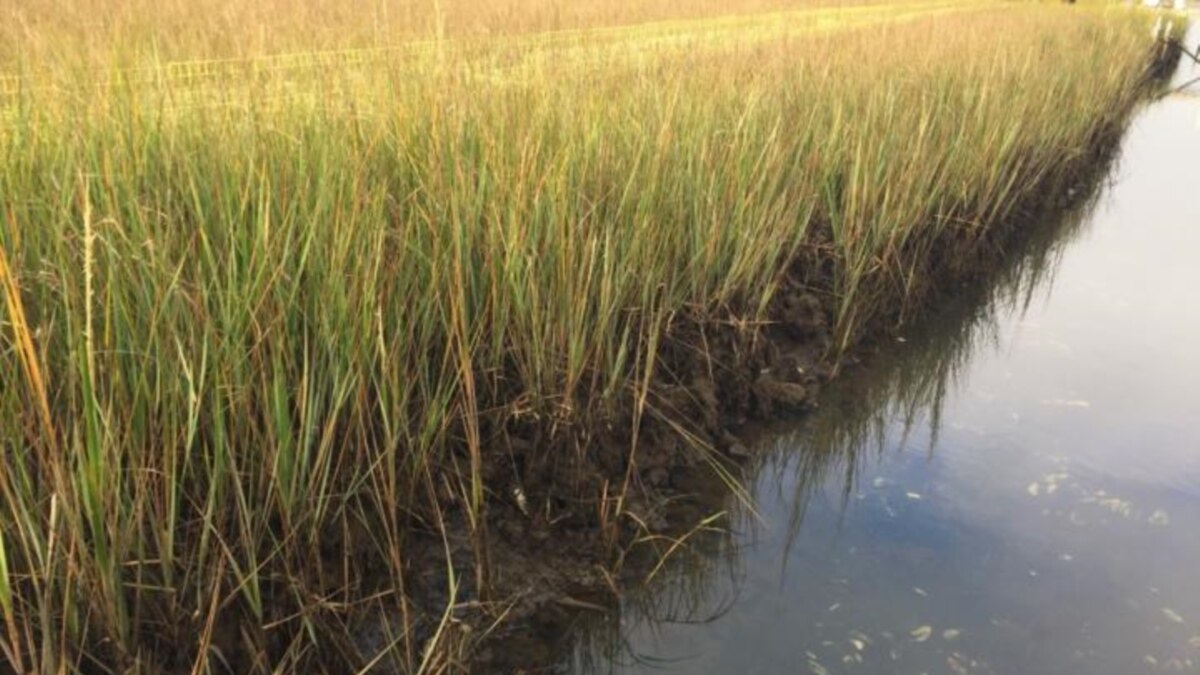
[555,28,1200,675]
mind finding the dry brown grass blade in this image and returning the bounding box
[0,225,55,446]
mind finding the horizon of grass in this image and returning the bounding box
[0,3,1181,672]
[0,0,984,68]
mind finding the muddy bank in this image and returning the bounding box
[348,41,1185,675]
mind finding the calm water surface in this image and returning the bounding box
[557,29,1200,675]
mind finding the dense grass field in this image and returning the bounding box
[0,1,1176,672]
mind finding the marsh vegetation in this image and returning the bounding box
[0,1,1182,672]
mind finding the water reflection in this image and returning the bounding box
[558,28,1200,675]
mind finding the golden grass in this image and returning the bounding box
[0,0,956,66]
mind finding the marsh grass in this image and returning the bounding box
[0,2,1180,672]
